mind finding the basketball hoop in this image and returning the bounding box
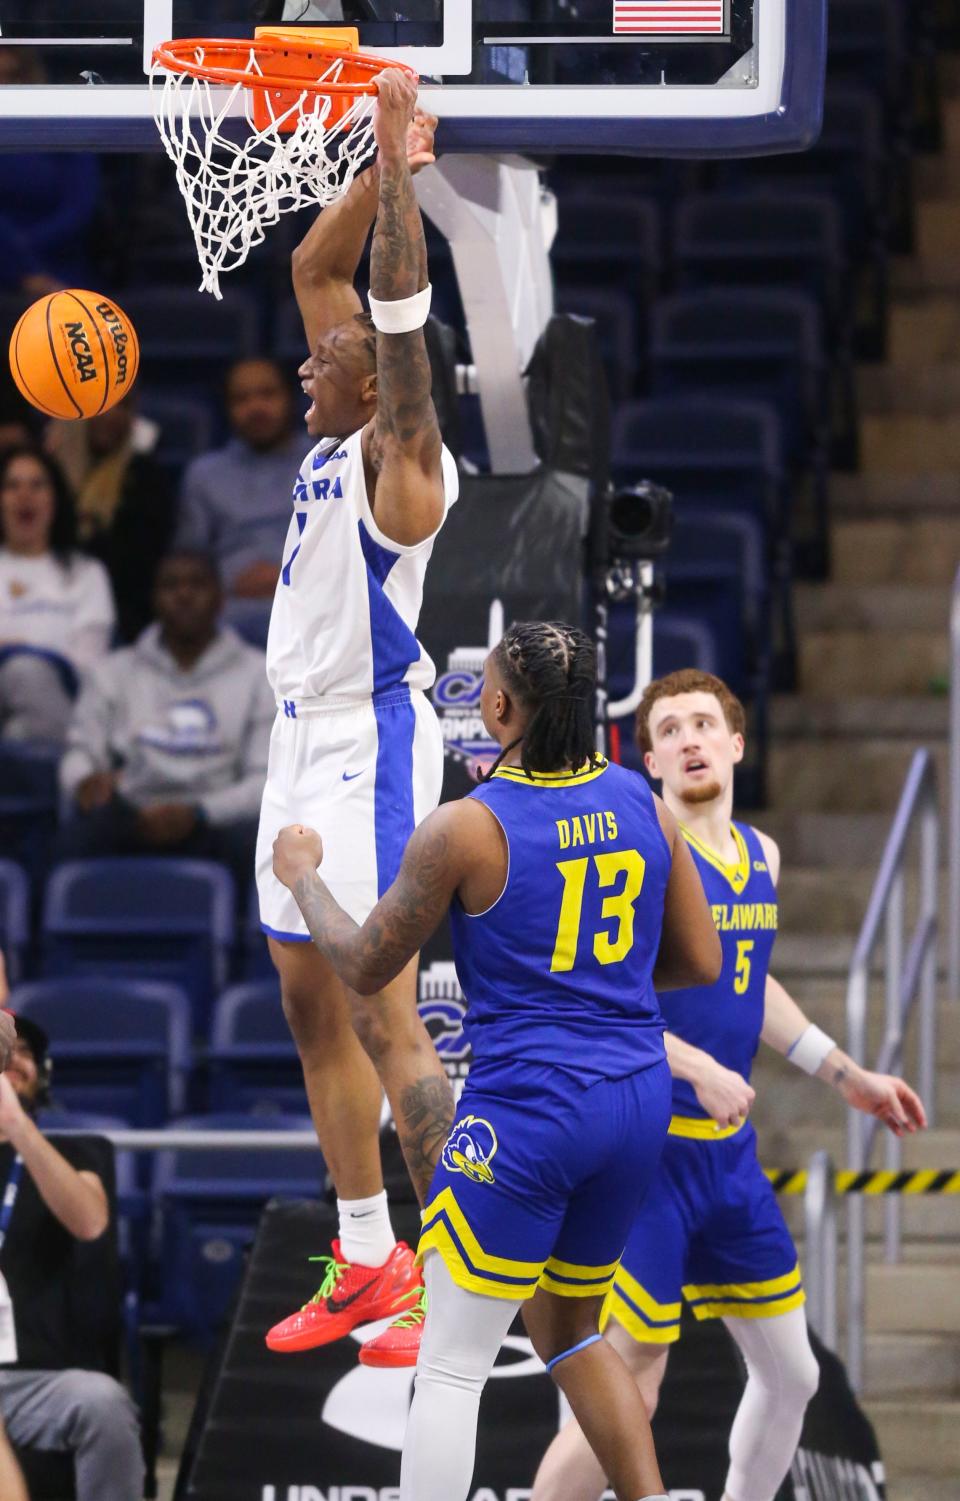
[150,30,417,299]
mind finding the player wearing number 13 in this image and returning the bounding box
[272,622,723,1501]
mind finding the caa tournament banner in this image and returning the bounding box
[177,1202,885,1501]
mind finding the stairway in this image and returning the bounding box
[747,87,960,1501]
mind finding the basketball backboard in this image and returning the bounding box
[0,2,825,155]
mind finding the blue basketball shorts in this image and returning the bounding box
[604,1117,803,1343]
[417,1056,672,1302]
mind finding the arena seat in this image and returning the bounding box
[611,397,785,539]
[556,286,639,400]
[673,192,849,343]
[41,859,235,1036]
[552,193,661,317]
[12,977,191,1126]
[243,881,274,979]
[0,858,29,985]
[117,288,260,389]
[0,739,62,883]
[150,1112,321,1341]
[207,981,301,1114]
[138,391,215,471]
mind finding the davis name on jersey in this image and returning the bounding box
[266,428,459,703]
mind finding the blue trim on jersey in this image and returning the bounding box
[259,921,313,943]
[373,687,416,901]
[357,520,422,693]
[281,512,307,586]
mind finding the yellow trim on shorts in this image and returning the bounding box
[600,1266,682,1345]
[417,1187,544,1301]
[668,1114,747,1141]
[682,1262,802,1303]
[538,1254,621,1299]
[690,1287,806,1322]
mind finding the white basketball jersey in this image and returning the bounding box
[266,427,458,702]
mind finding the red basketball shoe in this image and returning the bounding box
[265,1239,421,1353]
[358,1284,427,1368]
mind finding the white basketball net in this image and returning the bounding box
[150,45,377,299]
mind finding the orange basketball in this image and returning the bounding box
[8,290,140,421]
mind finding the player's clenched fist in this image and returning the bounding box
[373,67,419,165]
[273,825,325,889]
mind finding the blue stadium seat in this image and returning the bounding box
[151,1112,321,1340]
[552,194,661,315]
[0,859,29,985]
[138,392,215,470]
[208,981,300,1114]
[673,192,848,340]
[654,613,720,678]
[0,740,61,881]
[12,978,191,1125]
[611,397,785,538]
[41,859,236,1037]
[648,290,826,474]
[606,607,721,773]
[118,289,260,391]
[244,881,273,979]
[220,597,271,652]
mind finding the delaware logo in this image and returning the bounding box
[442,1115,499,1184]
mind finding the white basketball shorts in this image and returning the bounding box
[256,685,444,941]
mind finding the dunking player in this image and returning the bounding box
[532,669,927,1501]
[256,71,459,1358]
[272,622,723,1501]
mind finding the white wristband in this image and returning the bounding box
[786,1024,838,1076]
[367,282,432,334]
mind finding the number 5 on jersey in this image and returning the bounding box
[734,939,755,994]
[550,850,646,972]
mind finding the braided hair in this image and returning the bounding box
[483,620,600,780]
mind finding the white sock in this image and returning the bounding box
[337,1190,396,1267]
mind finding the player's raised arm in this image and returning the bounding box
[364,70,445,547]
[273,802,471,996]
[291,108,437,352]
[761,972,927,1138]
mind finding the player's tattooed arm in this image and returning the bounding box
[395,1077,456,1204]
[275,807,465,996]
[365,69,444,546]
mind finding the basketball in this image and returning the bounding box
[8,289,140,420]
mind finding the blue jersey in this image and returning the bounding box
[448,758,672,1080]
[660,821,777,1118]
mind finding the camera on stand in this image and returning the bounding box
[588,480,674,755]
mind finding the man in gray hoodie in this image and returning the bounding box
[56,550,275,893]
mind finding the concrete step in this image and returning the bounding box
[829,470,960,517]
[798,630,947,697]
[831,518,960,586]
[884,1476,959,1501]
[858,362,960,416]
[864,1398,960,1476]
[861,413,960,472]
[794,585,950,634]
[749,1060,960,1135]
[889,295,960,364]
[863,1333,960,1398]
[862,1265,960,1336]
[770,698,949,742]
[768,740,947,813]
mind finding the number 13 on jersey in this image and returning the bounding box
[550,850,646,972]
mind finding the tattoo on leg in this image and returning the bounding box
[396,1075,455,1206]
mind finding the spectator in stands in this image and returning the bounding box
[47,397,177,642]
[57,549,274,893]
[0,980,143,1501]
[0,48,100,297]
[0,447,115,743]
[176,358,302,603]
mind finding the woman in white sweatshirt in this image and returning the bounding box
[0,446,114,742]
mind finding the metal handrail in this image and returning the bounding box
[845,748,939,1391]
[803,1150,837,1351]
[949,563,960,1003]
